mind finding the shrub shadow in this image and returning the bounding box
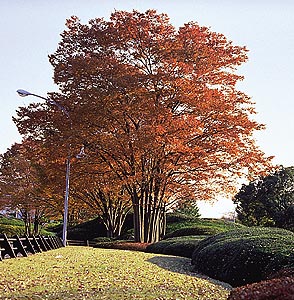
[147,255,232,290]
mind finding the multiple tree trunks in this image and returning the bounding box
[0,234,63,260]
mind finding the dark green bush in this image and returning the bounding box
[191,227,294,287]
[65,218,107,240]
[44,221,62,233]
[0,217,24,226]
[146,235,207,258]
[228,276,294,300]
[0,224,25,237]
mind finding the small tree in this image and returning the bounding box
[233,166,294,230]
[173,200,201,219]
[0,141,60,235]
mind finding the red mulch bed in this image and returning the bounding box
[109,242,150,252]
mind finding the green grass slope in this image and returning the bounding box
[0,247,230,300]
[165,216,244,238]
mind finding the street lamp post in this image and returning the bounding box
[17,89,71,246]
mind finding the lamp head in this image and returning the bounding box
[16,89,32,97]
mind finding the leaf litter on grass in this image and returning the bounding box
[0,247,230,300]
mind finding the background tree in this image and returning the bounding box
[0,140,59,235]
[14,10,272,242]
[173,199,201,219]
[233,166,294,230]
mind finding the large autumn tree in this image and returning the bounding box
[15,10,272,242]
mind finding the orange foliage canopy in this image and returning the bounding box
[15,10,273,242]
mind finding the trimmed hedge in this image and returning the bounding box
[146,235,208,258]
[228,276,294,300]
[191,227,294,287]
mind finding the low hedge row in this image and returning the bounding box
[191,227,294,287]
[93,240,149,252]
[146,235,208,258]
[228,275,294,300]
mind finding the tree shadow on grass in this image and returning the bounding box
[147,255,232,290]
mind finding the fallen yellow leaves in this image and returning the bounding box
[0,247,230,299]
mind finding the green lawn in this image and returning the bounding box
[0,247,230,300]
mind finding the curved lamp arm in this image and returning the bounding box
[16,89,70,118]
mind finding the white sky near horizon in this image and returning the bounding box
[1,0,294,218]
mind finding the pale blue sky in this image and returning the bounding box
[1,0,294,217]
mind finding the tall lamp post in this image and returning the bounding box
[17,89,71,246]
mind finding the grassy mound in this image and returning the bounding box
[228,276,294,300]
[146,235,208,258]
[191,227,294,287]
[0,247,230,299]
[165,216,244,238]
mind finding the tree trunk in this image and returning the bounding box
[33,219,40,235]
[133,199,166,243]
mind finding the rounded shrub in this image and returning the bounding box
[191,227,294,287]
[146,235,207,258]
